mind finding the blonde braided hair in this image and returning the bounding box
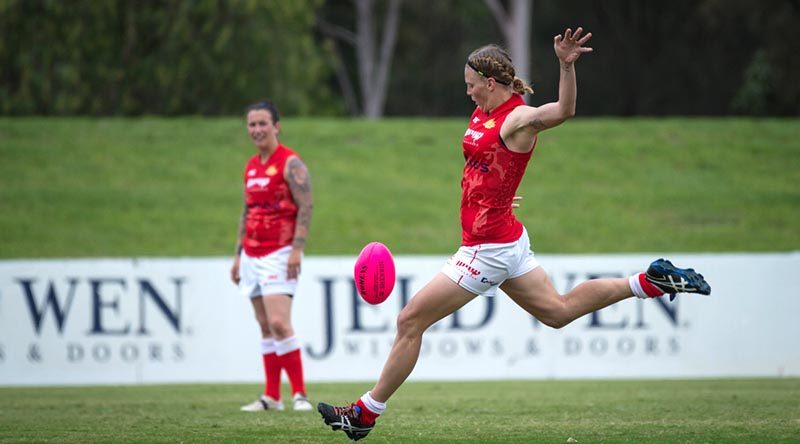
[467,44,534,95]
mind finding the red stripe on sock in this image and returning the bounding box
[262,352,281,400]
[277,349,306,396]
[638,273,665,298]
[356,399,380,424]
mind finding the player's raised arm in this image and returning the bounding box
[503,27,593,147]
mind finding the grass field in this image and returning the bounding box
[1,117,798,257]
[2,118,799,442]
[1,379,798,443]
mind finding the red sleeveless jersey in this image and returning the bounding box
[242,144,299,257]
[461,94,535,246]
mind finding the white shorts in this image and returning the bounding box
[441,227,539,297]
[239,245,300,298]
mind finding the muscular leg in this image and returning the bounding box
[261,293,308,400]
[249,296,272,338]
[248,296,284,403]
[501,267,632,329]
[262,294,294,339]
[370,273,477,402]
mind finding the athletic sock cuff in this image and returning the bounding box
[275,336,300,356]
[629,274,647,299]
[361,391,386,415]
[261,338,277,355]
[631,272,665,298]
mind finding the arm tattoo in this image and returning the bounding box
[529,118,547,130]
[286,156,313,248]
[560,62,572,73]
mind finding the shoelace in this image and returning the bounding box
[332,404,359,419]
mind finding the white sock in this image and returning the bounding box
[628,274,648,299]
[260,338,277,354]
[360,391,386,415]
[275,335,300,356]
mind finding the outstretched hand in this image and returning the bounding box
[554,27,593,64]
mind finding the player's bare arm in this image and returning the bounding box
[286,156,313,279]
[501,27,593,152]
[286,156,313,249]
[230,190,248,284]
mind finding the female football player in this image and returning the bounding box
[232,100,313,412]
[317,27,710,440]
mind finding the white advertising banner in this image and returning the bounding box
[0,253,798,386]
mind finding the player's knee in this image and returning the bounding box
[255,314,270,334]
[267,317,291,338]
[395,306,425,338]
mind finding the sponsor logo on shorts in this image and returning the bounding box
[480,276,499,286]
[455,260,480,277]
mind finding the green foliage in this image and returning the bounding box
[0,379,798,442]
[0,0,336,116]
[0,117,798,258]
[3,1,799,117]
[383,0,800,117]
[732,50,775,115]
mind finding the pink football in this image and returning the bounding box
[354,242,396,305]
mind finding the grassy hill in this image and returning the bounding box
[0,117,797,258]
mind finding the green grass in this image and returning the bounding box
[1,117,798,257]
[1,379,798,442]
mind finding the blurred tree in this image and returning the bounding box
[317,0,402,118]
[0,0,337,115]
[732,49,775,116]
[3,0,796,116]
[528,0,799,116]
[485,0,532,101]
[698,0,800,115]
[382,0,500,116]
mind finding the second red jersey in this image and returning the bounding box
[460,94,535,246]
[242,144,299,257]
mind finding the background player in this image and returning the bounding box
[232,100,314,412]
